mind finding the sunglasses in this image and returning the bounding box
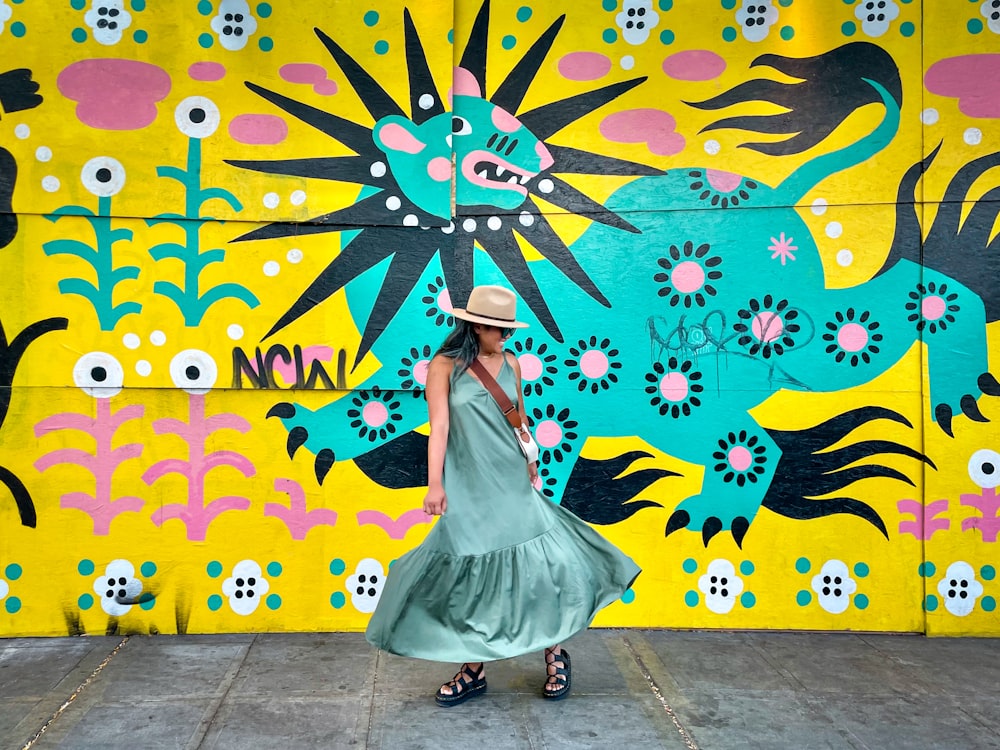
[482,325,515,338]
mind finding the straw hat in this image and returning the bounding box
[451,285,529,328]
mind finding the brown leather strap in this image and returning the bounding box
[468,358,522,429]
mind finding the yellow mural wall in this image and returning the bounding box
[1,0,999,637]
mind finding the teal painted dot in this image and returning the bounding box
[78,559,95,576]
[71,27,87,43]
[778,0,792,5]
[740,560,755,576]
[5,597,21,614]
[207,595,223,611]
[388,559,397,568]
[207,561,223,578]
[721,0,737,8]
[374,40,389,55]
[967,18,984,34]
[602,0,616,10]
[363,10,379,26]
[140,562,156,577]
[796,590,812,606]
[740,592,756,608]
[256,3,272,17]
[982,565,996,581]
[842,0,854,4]
[684,590,699,607]
[131,0,145,9]
[795,557,811,574]
[5,564,22,581]
[197,0,213,15]
[602,28,618,44]
[854,594,869,610]
[70,0,86,8]
[722,26,737,42]
[516,6,532,21]
[900,21,915,37]
[139,593,155,611]
[502,34,517,50]
[447,29,453,44]
[78,593,94,610]
[331,591,346,608]
[920,561,937,577]
[267,562,282,576]
[854,562,870,578]
[841,21,857,36]
[982,596,996,612]
[682,558,698,574]
[11,22,25,37]
[258,36,273,52]
[330,559,346,575]
[198,32,214,48]
[780,25,794,40]
[621,589,636,604]
[658,0,672,9]
[133,29,148,43]
[659,29,675,44]
[924,595,938,612]
[266,594,281,610]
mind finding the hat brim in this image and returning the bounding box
[451,308,529,328]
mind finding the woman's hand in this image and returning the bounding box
[423,485,448,516]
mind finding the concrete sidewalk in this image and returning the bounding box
[2,630,999,750]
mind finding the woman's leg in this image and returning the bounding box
[543,646,571,699]
[435,662,487,706]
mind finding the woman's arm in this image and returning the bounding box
[507,351,538,484]
[423,354,453,515]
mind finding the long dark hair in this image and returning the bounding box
[435,319,480,375]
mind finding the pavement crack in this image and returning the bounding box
[622,636,699,750]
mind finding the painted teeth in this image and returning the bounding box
[496,166,506,177]
[478,170,487,179]
[507,175,519,185]
[519,175,531,185]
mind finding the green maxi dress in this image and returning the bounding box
[365,356,641,662]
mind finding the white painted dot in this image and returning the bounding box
[462,218,477,233]
[964,127,983,146]
[14,124,29,139]
[418,93,434,110]
[286,248,303,263]
[42,176,60,192]
[150,330,167,346]
[370,161,387,178]
[263,260,280,276]
[836,249,853,267]
[263,192,280,209]
[385,195,401,210]
[519,211,534,227]
[446,134,452,148]
[35,146,52,162]
[704,139,721,155]
[290,189,307,205]
[122,333,141,350]
[403,214,419,226]
[811,197,828,216]
[825,221,843,239]
[487,216,502,230]
[921,108,939,126]
[538,178,554,194]
[620,55,635,71]
[227,324,244,340]
[135,360,152,377]
[420,225,429,230]
[441,222,455,234]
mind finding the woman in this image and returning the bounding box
[366,285,640,705]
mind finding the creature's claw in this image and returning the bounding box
[935,403,954,437]
[287,426,308,458]
[267,402,296,419]
[961,394,989,423]
[315,448,336,484]
[664,509,690,538]
[731,516,750,549]
[702,516,723,546]
[979,372,1000,397]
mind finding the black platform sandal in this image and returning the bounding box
[542,648,571,700]
[435,662,487,707]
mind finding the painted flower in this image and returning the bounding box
[811,560,857,614]
[822,308,882,366]
[616,0,659,45]
[0,577,7,602]
[175,96,220,139]
[686,169,757,208]
[644,357,703,418]
[982,0,1000,34]
[211,0,258,51]
[768,232,797,265]
[0,2,11,36]
[968,449,1000,489]
[346,558,385,613]
[348,387,403,441]
[536,464,560,499]
[735,0,778,42]
[698,559,744,614]
[654,240,723,308]
[398,345,432,394]
[565,336,622,393]
[81,156,126,198]
[93,559,143,616]
[530,404,578,464]
[937,562,983,617]
[712,430,767,487]
[73,352,125,398]
[854,0,899,38]
[906,281,958,334]
[511,337,558,397]
[222,560,269,615]
[734,295,800,359]
[85,0,132,46]
[421,276,454,327]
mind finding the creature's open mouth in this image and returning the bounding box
[460,150,535,195]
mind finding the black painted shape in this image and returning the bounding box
[731,516,750,549]
[980,372,1000,397]
[560,450,673,525]
[491,14,565,114]
[935,403,954,438]
[702,516,723,546]
[458,0,491,97]
[354,430,429,489]
[0,465,35,527]
[0,69,43,114]
[440,232,473,310]
[481,228,561,342]
[315,448,336,484]
[691,43,902,156]
[518,77,647,141]
[545,144,663,177]
[287,425,308,458]
[314,27,405,122]
[539,175,640,233]
[0,147,17,250]
[403,9,444,124]
[0,316,69,426]
[664,509,689,538]
[875,142,940,277]
[224,156,380,185]
[961,394,989,423]
[266,402,296,419]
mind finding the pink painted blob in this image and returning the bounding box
[58,59,171,130]
[659,373,688,402]
[229,114,288,145]
[922,296,946,321]
[705,169,743,193]
[580,350,609,379]
[189,61,226,81]
[437,289,453,313]
[599,109,685,156]
[671,261,705,294]
[752,312,783,343]
[837,323,868,352]
[728,446,752,472]
[519,353,543,381]
[558,51,612,81]
[662,50,726,81]
[925,55,1000,118]
[279,63,338,95]
[491,106,522,133]
[427,155,451,182]
[363,402,389,428]
[536,420,562,448]
[414,360,430,386]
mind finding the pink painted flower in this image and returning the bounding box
[768,232,797,265]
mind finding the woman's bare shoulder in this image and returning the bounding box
[428,354,456,374]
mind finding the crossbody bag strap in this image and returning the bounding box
[468,358,523,430]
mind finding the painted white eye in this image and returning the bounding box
[451,116,471,136]
[175,96,220,139]
[169,349,217,394]
[73,352,124,397]
[81,156,126,197]
[968,449,1000,489]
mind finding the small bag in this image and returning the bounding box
[469,358,540,464]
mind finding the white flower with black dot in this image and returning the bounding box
[81,156,126,198]
[175,97,221,139]
[93,559,143,616]
[222,560,269,615]
[0,577,8,601]
[85,0,131,46]
[854,0,899,38]
[211,0,258,51]
[346,558,385,613]
[937,562,983,617]
[811,560,856,614]
[735,1,778,43]
[0,2,12,36]
[983,0,1000,34]
[698,559,743,614]
[615,0,658,45]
